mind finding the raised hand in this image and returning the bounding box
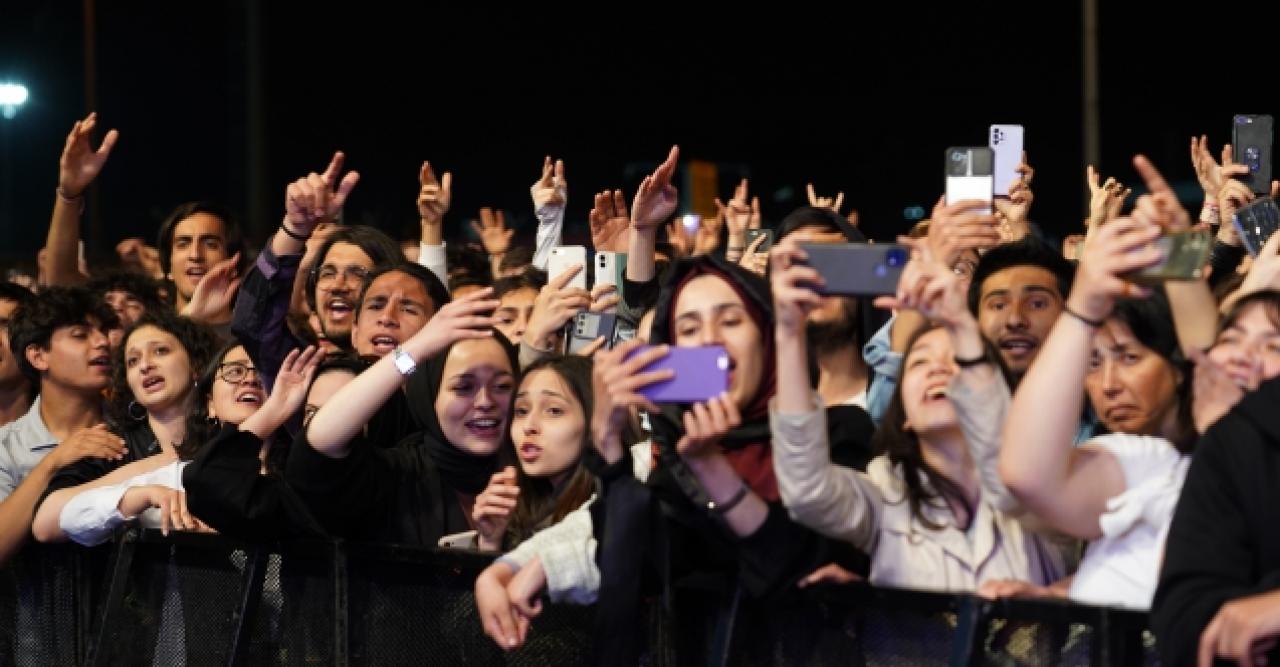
[472,208,514,256]
[693,212,723,256]
[524,265,591,350]
[738,232,769,276]
[806,183,845,215]
[417,161,453,230]
[402,288,499,361]
[1085,165,1130,230]
[675,393,741,461]
[530,156,567,210]
[249,346,324,434]
[116,238,163,279]
[179,253,242,324]
[58,112,118,199]
[1217,145,1255,246]
[1069,216,1163,321]
[926,197,1002,267]
[285,151,360,236]
[717,178,754,240]
[666,219,692,257]
[589,190,630,253]
[474,466,520,551]
[1190,135,1224,203]
[631,146,680,232]
[873,238,972,330]
[590,339,672,463]
[994,153,1034,240]
[769,240,825,333]
[1131,155,1191,233]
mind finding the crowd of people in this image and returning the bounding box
[2,111,1280,665]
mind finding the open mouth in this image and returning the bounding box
[185,268,207,282]
[89,355,111,371]
[235,390,264,405]
[518,442,543,463]
[922,382,949,403]
[998,337,1038,358]
[326,298,353,322]
[465,417,501,438]
[141,375,165,392]
[369,334,398,355]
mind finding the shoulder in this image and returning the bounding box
[1083,434,1184,488]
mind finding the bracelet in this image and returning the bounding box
[1062,304,1106,328]
[280,223,311,241]
[55,188,85,212]
[707,482,750,515]
[727,245,745,252]
[953,352,988,368]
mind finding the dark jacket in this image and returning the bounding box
[1152,376,1280,665]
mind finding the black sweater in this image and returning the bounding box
[1152,377,1280,665]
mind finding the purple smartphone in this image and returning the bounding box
[626,345,730,404]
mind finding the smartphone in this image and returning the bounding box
[548,246,588,291]
[989,125,1024,197]
[799,243,909,296]
[565,311,617,354]
[745,229,774,254]
[594,251,626,289]
[1234,197,1280,256]
[1232,114,1274,195]
[612,322,637,347]
[626,345,730,404]
[945,147,994,213]
[1126,230,1213,285]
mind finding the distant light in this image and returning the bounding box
[0,83,29,119]
[903,206,926,221]
[682,214,701,231]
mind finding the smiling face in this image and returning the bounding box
[510,367,587,485]
[671,274,764,410]
[206,345,266,425]
[1086,319,1181,437]
[898,327,960,436]
[169,213,229,303]
[976,265,1063,375]
[1208,300,1280,391]
[124,325,195,414]
[314,242,375,349]
[351,270,435,358]
[434,338,516,457]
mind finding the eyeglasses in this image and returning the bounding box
[217,362,261,384]
[316,265,370,288]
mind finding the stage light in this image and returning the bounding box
[0,83,29,119]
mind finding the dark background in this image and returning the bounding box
[2,1,1278,273]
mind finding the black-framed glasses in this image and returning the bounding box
[315,264,370,287]
[217,362,261,384]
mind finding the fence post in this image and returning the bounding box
[84,527,138,667]
[948,596,986,667]
[225,547,268,667]
[332,541,348,667]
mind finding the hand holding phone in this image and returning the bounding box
[1234,198,1280,256]
[1232,114,1274,195]
[625,345,730,404]
[945,147,994,214]
[798,243,909,296]
[989,125,1025,197]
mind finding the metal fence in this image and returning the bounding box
[0,528,1155,666]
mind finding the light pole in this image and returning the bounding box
[0,82,27,232]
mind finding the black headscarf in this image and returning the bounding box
[402,330,520,495]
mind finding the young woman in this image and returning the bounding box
[450,356,597,552]
[57,344,321,545]
[287,288,520,546]
[768,237,1067,591]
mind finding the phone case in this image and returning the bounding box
[945,147,995,213]
[548,246,588,290]
[1128,230,1213,285]
[1233,115,1274,195]
[594,251,627,288]
[989,125,1025,197]
[566,311,617,354]
[627,345,730,404]
[799,243,909,296]
[1234,197,1280,256]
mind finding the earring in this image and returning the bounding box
[127,400,147,421]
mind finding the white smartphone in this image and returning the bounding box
[548,245,588,290]
[989,124,1025,197]
[594,251,625,289]
[944,147,994,214]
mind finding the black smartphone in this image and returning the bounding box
[745,229,774,254]
[798,243,909,296]
[565,311,617,354]
[1233,114,1274,195]
[1234,197,1280,256]
[1125,230,1213,285]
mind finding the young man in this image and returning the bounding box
[0,287,124,562]
[348,263,449,358]
[156,201,245,319]
[0,283,36,427]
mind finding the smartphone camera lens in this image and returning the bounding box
[885,248,908,268]
[950,150,966,162]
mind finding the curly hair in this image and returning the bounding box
[107,311,219,425]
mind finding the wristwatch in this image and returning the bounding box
[392,346,417,377]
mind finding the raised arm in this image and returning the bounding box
[530,156,567,270]
[1000,156,1173,539]
[416,161,452,285]
[626,146,679,284]
[46,113,117,287]
[304,288,498,457]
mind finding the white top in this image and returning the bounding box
[1068,433,1189,610]
[59,460,189,546]
[771,394,1068,593]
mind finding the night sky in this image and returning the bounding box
[2,1,1278,274]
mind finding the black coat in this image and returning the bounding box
[1152,376,1280,665]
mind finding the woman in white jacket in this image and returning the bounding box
[767,233,1068,592]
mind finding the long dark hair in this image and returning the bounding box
[869,324,976,531]
[503,355,598,547]
[180,341,264,464]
